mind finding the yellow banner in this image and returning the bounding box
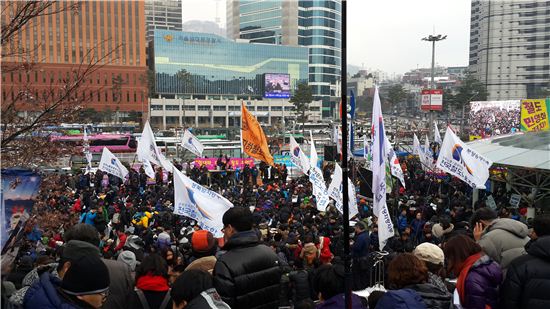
[521,99,549,132]
[241,102,274,165]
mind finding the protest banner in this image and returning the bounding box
[520,98,549,132]
[193,157,255,170]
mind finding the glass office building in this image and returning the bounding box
[153,30,308,97]
[227,0,342,118]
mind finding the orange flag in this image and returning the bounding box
[241,102,274,165]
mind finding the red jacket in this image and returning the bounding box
[71,199,82,213]
[114,232,127,252]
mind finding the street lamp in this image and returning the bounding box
[422,34,447,137]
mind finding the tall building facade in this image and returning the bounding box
[149,29,320,129]
[1,1,148,113]
[145,0,182,42]
[227,0,342,118]
[469,0,550,100]
[152,30,308,98]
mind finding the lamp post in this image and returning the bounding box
[422,34,446,138]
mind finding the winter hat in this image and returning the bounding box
[61,255,110,296]
[431,223,454,239]
[192,230,216,254]
[125,235,144,250]
[413,243,444,266]
[185,256,217,274]
[117,250,137,271]
[63,240,100,261]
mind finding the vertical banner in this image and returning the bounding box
[520,98,549,132]
[1,169,42,249]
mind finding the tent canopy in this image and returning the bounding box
[467,130,550,171]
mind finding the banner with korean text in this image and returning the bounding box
[520,98,549,132]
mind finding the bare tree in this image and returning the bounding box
[1,1,119,168]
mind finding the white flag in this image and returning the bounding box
[385,136,406,188]
[137,121,163,166]
[173,168,233,237]
[309,131,318,169]
[83,128,93,172]
[436,127,493,189]
[327,163,358,218]
[308,132,329,211]
[289,135,310,174]
[434,121,442,144]
[413,133,421,156]
[182,129,204,157]
[158,152,175,173]
[424,134,435,170]
[371,87,395,250]
[98,147,129,180]
[142,159,155,179]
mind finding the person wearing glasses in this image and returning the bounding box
[24,253,110,309]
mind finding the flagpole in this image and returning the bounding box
[340,1,352,308]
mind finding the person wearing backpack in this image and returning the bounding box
[129,254,172,309]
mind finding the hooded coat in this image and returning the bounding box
[462,255,503,309]
[500,236,550,309]
[23,273,79,309]
[406,283,452,309]
[477,218,529,270]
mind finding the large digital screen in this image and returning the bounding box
[469,100,521,139]
[264,73,290,98]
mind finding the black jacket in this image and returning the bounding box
[213,230,282,309]
[406,283,452,309]
[500,236,550,309]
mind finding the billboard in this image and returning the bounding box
[264,73,290,98]
[469,100,521,139]
[193,157,255,170]
[520,98,549,132]
[421,89,443,111]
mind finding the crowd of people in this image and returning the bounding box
[1,155,549,309]
[468,105,521,138]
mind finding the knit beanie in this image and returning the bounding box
[63,240,100,261]
[192,230,216,254]
[61,255,110,295]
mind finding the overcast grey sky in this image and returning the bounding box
[181,0,471,75]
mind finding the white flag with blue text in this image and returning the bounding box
[371,87,395,250]
[98,147,129,180]
[173,168,233,237]
[327,163,358,218]
[436,126,493,189]
[182,129,204,157]
[308,132,330,211]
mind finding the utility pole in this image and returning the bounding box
[422,34,446,139]
[340,1,351,309]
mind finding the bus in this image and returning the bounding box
[50,134,137,153]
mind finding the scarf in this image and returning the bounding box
[136,274,170,292]
[456,252,482,306]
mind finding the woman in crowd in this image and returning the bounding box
[129,254,173,309]
[376,253,452,308]
[443,234,502,309]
